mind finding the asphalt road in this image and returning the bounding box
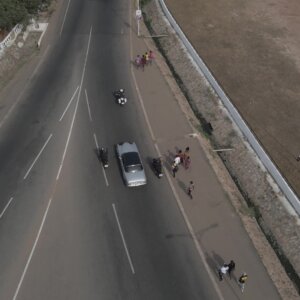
[0,0,219,299]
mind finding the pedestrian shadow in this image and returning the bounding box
[174,145,182,154]
[231,272,237,282]
[205,251,221,276]
[177,179,188,195]
[165,232,192,239]
[94,147,101,163]
[123,21,131,29]
[211,250,225,268]
[166,149,176,166]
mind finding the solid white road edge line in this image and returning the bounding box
[94,133,109,186]
[60,0,71,37]
[56,26,92,180]
[101,165,109,187]
[23,133,53,179]
[112,203,135,274]
[93,132,99,149]
[12,197,53,300]
[59,85,79,121]
[85,89,93,121]
[129,2,224,299]
[0,197,13,219]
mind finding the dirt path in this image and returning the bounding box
[164,0,300,196]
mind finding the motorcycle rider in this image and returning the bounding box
[152,157,163,177]
[114,89,127,105]
[99,147,109,168]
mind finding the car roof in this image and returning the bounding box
[122,152,141,166]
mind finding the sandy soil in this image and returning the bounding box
[164,0,300,197]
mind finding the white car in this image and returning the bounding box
[116,142,147,187]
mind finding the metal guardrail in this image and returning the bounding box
[158,0,300,215]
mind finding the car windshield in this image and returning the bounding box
[122,152,143,172]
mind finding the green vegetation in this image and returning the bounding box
[0,0,50,31]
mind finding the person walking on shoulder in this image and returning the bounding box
[227,260,235,279]
[141,55,146,71]
[218,264,229,281]
[149,50,154,64]
[187,181,194,199]
[238,273,248,292]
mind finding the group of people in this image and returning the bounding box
[170,146,250,291]
[218,260,248,293]
[171,147,191,176]
[135,50,154,70]
[171,147,194,198]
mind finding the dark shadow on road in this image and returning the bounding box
[177,179,188,195]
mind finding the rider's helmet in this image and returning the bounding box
[119,89,124,93]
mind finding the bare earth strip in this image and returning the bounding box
[164,0,300,197]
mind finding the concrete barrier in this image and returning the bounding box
[0,24,23,58]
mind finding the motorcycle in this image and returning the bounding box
[113,89,127,106]
[152,158,163,178]
[99,147,109,168]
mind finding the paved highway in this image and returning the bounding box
[0,0,219,299]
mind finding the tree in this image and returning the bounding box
[0,0,27,31]
[22,0,41,15]
[0,0,51,32]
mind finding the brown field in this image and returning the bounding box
[165,0,300,197]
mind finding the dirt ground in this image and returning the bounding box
[164,0,300,197]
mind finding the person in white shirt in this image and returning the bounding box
[174,155,181,166]
[218,264,229,281]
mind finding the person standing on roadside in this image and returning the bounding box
[177,149,184,163]
[171,163,178,177]
[183,146,190,163]
[141,55,147,71]
[218,264,229,281]
[135,55,141,69]
[184,156,191,169]
[238,273,248,292]
[149,50,154,65]
[174,155,181,166]
[145,52,149,65]
[187,181,194,199]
